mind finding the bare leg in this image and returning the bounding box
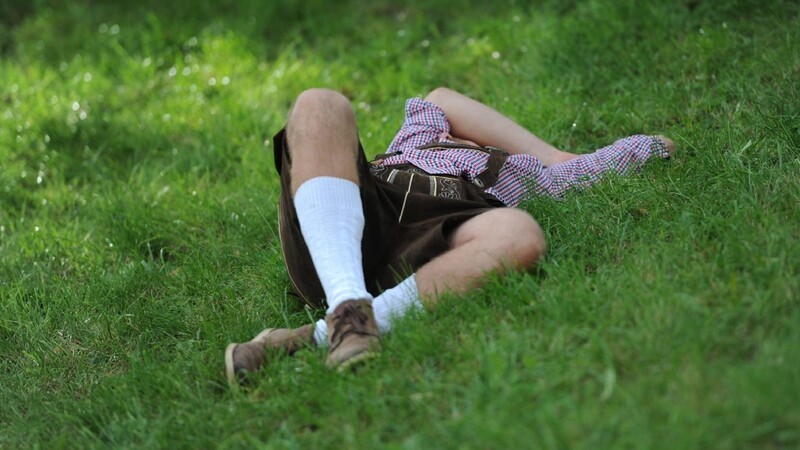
[424,87,577,167]
[287,88,360,194]
[285,88,382,368]
[415,208,547,304]
[285,88,370,310]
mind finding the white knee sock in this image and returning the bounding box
[372,274,423,333]
[294,177,372,315]
[312,274,422,346]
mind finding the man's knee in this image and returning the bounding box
[291,88,353,119]
[424,86,454,106]
[493,209,547,268]
[286,88,358,159]
[456,208,546,268]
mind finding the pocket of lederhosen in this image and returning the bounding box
[369,163,469,200]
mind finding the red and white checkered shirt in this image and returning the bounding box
[380,98,671,207]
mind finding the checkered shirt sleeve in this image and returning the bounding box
[533,135,671,201]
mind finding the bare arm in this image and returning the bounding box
[424,87,576,167]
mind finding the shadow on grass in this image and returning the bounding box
[3,0,551,64]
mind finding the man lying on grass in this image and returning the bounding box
[225,87,675,381]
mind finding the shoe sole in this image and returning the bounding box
[332,349,380,372]
[225,329,279,386]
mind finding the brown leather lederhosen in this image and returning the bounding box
[273,129,509,308]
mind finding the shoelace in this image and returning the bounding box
[330,304,371,346]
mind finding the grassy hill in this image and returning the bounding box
[1,0,798,447]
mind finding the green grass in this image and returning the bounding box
[1,0,799,447]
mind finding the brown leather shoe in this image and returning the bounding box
[225,324,314,384]
[325,299,381,370]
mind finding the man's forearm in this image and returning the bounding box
[424,87,575,167]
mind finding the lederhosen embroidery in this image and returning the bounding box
[369,143,509,202]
